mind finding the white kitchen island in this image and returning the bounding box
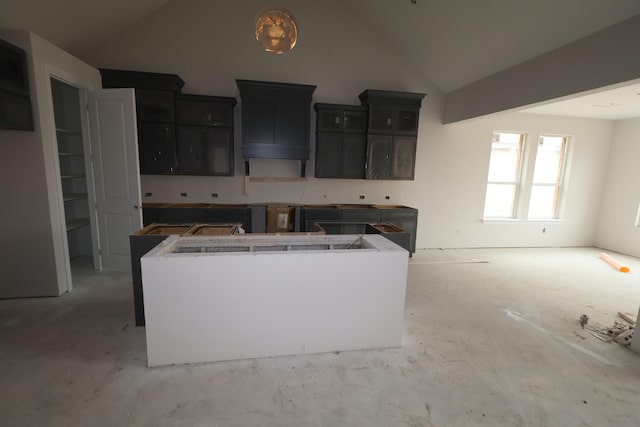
[141,234,409,367]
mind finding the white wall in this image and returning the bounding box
[595,118,640,257]
[0,30,101,297]
[81,0,615,250]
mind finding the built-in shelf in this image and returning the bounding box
[58,152,84,157]
[61,174,86,180]
[56,128,82,136]
[66,218,90,232]
[63,193,88,202]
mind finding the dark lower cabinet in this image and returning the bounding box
[157,206,207,223]
[378,207,418,254]
[301,206,341,232]
[205,206,252,232]
[138,123,177,174]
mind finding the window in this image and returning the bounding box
[483,131,525,218]
[528,135,568,219]
[483,131,570,220]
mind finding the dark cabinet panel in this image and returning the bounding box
[157,207,206,223]
[315,132,342,178]
[359,89,425,181]
[0,90,33,131]
[378,207,418,254]
[392,136,417,180]
[136,90,175,122]
[138,123,177,175]
[237,80,316,175]
[314,103,367,179]
[175,94,235,127]
[342,134,366,179]
[205,207,252,232]
[175,94,236,176]
[204,128,234,176]
[176,126,204,174]
[365,135,392,180]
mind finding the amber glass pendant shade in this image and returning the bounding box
[255,8,298,54]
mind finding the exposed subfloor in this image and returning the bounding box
[1,247,640,426]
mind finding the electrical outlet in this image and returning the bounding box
[211,193,218,198]
[385,195,390,200]
[359,195,365,200]
[180,192,187,197]
[145,192,152,197]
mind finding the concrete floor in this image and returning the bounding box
[1,247,640,426]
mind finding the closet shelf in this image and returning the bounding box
[56,128,82,135]
[66,218,90,231]
[58,152,84,157]
[63,193,88,202]
[61,174,86,180]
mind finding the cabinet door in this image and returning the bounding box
[278,102,308,148]
[394,107,419,135]
[138,123,177,174]
[343,110,366,133]
[176,99,233,127]
[368,106,393,133]
[317,109,343,132]
[244,99,276,145]
[204,128,234,176]
[391,136,417,180]
[342,133,366,179]
[315,133,342,178]
[176,126,204,174]
[135,90,174,122]
[365,135,392,180]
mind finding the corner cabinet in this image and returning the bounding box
[359,90,426,180]
[175,94,236,176]
[100,69,185,175]
[314,104,367,179]
[236,80,316,177]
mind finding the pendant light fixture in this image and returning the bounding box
[255,7,298,54]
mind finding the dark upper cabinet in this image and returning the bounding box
[0,38,33,131]
[138,123,177,175]
[175,94,235,127]
[314,103,367,179]
[100,69,184,176]
[175,94,236,176]
[359,89,425,180]
[236,80,316,176]
[136,90,175,122]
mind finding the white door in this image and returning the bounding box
[88,88,142,271]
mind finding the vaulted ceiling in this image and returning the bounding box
[2,0,639,118]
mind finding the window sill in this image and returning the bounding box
[481,218,566,225]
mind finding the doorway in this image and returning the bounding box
[51,77,98,289]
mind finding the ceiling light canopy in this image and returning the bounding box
[255,7,298,54]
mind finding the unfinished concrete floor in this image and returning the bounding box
[1,247,640,426]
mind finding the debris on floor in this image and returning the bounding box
[583,312,635,347]
[579,314,589,329]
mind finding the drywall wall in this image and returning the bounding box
[444,14,640,123]
[0,30,59,298]
[82,0,615,250]
[0,29,102,297]
[594,118,640,257]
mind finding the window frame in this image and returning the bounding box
[483,131,527,219]
[483,131,571,221]
[528,134,570,219]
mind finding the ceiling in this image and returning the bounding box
[1,0,639,119]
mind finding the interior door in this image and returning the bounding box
[88,88,142,271]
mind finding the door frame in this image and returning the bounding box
[44,64,101,294]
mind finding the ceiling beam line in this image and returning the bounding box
[443,14,640,124]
